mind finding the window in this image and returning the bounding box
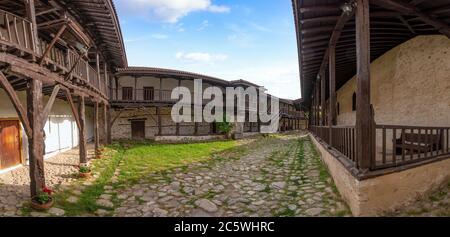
[352,92,356,111]
[122,87,133,100]
[143,87,155,101]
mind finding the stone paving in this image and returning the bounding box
[106,134,350,217]
[0,144,96,217]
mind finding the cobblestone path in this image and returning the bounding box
[108,134,351,217]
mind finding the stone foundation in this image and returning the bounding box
[310,133,450,216]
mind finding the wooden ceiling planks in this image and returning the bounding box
[292,0,449,107]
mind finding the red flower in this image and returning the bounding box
[42,187,53,196]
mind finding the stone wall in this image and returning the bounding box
[336,35,450,127]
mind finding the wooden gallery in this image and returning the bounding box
[293,0,450,215]
[0,0,305,200]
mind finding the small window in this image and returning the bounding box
[143,87,154,101]
[122,87,133,100]
[352,92,356,111]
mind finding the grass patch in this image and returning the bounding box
[52,145,123,216]
[117,140,244,184]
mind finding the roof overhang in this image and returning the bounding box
[292,0,450,107]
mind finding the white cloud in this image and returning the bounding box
[175,52,229,63]
[125,33,168,43]
[197,20,210,31]
[116,0,230,23]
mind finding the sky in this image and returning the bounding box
[114,0,301,99]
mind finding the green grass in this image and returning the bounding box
[117,140,244,184]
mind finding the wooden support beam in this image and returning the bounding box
[78,96,87,164]
[62,87,81,129]
[39,24,67,66]
[106,105,112,144]
[27,78,45,197]
[372,0,450,38]
[320,72,326,126]
[398,16,416,34]
[0,72,33,138]
[328,45,337,146]
[94,101,99,156]
[317,4,355,78]
[111,109,124,126]
[103,103,107,145]
[355,0,373,170]
[42,85,60,127]
[157,106,162,136]
[64,52,83,81]
[25,0,38,54]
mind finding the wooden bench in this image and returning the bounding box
[395,132,442,155]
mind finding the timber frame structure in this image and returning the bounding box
[0,0,125,197]
[293,0,450,177]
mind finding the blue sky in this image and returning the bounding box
[114,0,301,99]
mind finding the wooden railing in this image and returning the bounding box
[280,108,304,118]
[373,125,450,170]
[110,87,177,102]
[0,10,107,97]
[310,124,450,172]
[0,9,36,54]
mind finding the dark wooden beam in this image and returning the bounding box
[39,24,67,66]
[111,109,124,126]
[355,0,373,170]
[157,106,162,136]
[106,105,112,144]
[0,72,32,138]
[42,85,60,127]
[78,96,87,164]
[94,101,100,156]
[103,103,107,145]
[398,16,416,34]
[63,87,81,130]
[25,0,38,54]
[320,72,326,126]
[317,4,355,78]
[329,45,337,127]
[27,78,45,197]
[372,0,450,38]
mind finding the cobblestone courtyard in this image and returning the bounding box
[4,133,450,217]
[110,134,350,217]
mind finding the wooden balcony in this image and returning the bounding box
[0,9,107,97]
[110,87,178,104]
[310,125,450,174]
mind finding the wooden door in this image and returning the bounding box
[0,120,21,170]
[131,120,145,140]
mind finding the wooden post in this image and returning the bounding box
[355,0,373,170]
[94,101,99,157]
[157,106,162,136]
[159,78,163,101]
[78,96,87,165]
[134,76,137,100]
[24,0,38,54]
[27,79,45,197]
[329,45,337,145]
[103,103,107,145]
[106,105,112,144]
[315,83,320,126]
[321,73,326,126]
[96,53,101,89]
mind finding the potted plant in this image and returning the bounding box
[79,166,92,178]
[31,187,54,210]
[215,115,234,139]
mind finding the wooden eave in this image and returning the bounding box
[293,0,450,107]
